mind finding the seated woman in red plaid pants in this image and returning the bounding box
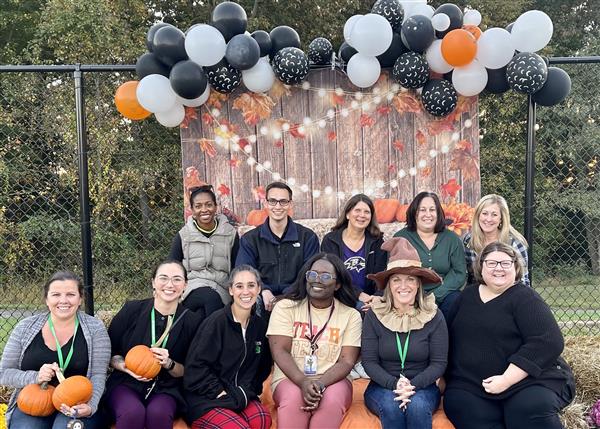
[183,265,273,429]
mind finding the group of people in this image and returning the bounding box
[0,181,575,429]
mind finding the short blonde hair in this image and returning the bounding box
[380,275,436,313]
[474,242,524,285]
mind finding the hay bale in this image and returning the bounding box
[561,398,590,429]
[0,385,13,404]
[95,310,115,329]
[563,336,600,405]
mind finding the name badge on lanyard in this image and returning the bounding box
[303,301,335,375]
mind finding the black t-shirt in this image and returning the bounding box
[21,329,89,386]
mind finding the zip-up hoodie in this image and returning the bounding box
[183,304,272,424]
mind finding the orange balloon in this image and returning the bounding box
[114,81,151,120]
[463,25,482,40]
[441,29,477,67]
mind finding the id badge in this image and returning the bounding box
[67,420,84,429]
[304,354,318,375]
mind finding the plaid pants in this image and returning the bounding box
[192,400,272,429]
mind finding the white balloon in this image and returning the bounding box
[350,14,393,56]
[401,0,427,20]
[178,84,211,107]
[477,28,515,69]
[510,10,553,53]
[155,103,185,127]
[185,24,226,66]
[431,13,451,32]
[242,58,276,93]
[410,4,435,19]
[452,60,488,96]
[136,74,177,113]
[344,15,363,47]
[426,40,453,74]
[463,9,482,26]
[347,54,381,88]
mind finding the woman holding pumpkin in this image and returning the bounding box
[169,185,240,317]
[394,192,467,318]
[183,265,273,429]
[321,194,387,312]
[0,271,110,429]
[104,260,202,429]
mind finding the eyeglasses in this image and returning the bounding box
[305,271,336,283]
[155,275,186,286]
[266,198,291,207]
[483,260,514,269]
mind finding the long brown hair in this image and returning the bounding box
[331,193,382,238]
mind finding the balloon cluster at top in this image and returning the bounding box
[115,1,572,126]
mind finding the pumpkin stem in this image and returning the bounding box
[40,381,49,390]
[55,368,66,384]
[151,314,174,348]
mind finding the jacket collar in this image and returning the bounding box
[258,217,299,244]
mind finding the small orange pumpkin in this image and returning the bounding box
[395,204,409,223]
[17,382,56,416]
[125,344,162,379]
[374,199,400,224]
[246,209,268,226]
[52,373,93,410]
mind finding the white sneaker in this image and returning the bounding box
[353,361,370,379]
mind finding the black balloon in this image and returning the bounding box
[146,22,171,52]
[272,47,309,85]
[532,67,571,106]
[136,52,170,79]
[377,32,408,67]
[485,66,509,94]
[225,34,260,70]
[204,59,242,94]
[252,30,272,57]
[392,52,429,89]
[433,4,463,38]
[308,37,333,65]
[421,79,458,117]
[338,42,357,63]
[401,15,435,54]
[371,0,404,32]
[153,26,187,67]
[211,1,247,41]
[506,52,548,94]
[170,60,208,99]
[269,26,301,56]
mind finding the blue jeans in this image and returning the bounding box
[438,290,461,320]
[10,407,104,429]
[364,381,440,429]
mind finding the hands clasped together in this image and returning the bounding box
[300,379,326,412]
[393,375,415,411]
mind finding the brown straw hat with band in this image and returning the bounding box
[367,237,442,290]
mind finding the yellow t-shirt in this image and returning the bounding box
[267,298,362,391]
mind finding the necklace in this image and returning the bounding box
[194,218,218,234]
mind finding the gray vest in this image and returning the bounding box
[179,214,236,304]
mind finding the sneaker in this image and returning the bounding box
[353,361,370,379]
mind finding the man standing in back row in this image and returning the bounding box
[236,182,320,312]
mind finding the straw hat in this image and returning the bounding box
[367,237,442,290]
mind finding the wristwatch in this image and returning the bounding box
[166,359,176,371]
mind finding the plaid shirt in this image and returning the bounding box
[463,232,530,287]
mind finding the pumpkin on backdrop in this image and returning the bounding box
[373,199,400,224]
[395,204,409,223]
[245,207,294,226]
[17,382,56,416]
[52,374,93,410]
[124,344,162,379]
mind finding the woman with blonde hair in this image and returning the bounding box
[463,194,529,287]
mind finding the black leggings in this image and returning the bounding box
[182,287,223,318]
[444,385,565,429]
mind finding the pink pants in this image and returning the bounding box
[273,378,353,429]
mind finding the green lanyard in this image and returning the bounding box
[395,331,411,374]
[151,308,172,348]
[48,315,79,372]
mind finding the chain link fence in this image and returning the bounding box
[0,60,598,352]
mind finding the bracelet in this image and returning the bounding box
[166,359,176,371]
[316,381,326,393]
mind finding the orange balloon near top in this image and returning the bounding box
[441,29,478,67]
[463,25,482,40]
[114,80,151,120]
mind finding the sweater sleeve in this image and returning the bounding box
[87,317,111,414]
[409,313,448,389]
[230,233,240,270]
[434,232,467,301]
[0,318,39,388]
[508,291,564,377]
[361,312,399,390]
[169,232,184,262]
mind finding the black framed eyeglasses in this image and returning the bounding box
[266,198,291,207]
[483,260,514,269]
[305,271,336,283]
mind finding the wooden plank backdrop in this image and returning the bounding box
[180,69,480,225]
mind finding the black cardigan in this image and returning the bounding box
[105,299,202,410]
[321,228,388,295]
[183,304,272,424]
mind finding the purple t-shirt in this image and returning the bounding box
[343,242,366,292]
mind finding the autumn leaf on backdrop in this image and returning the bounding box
[232,93,276,126]
[360,113,375,127]
[207,90,228,110]
[217,183,231,196]
[228,158,242,168]
[376,105,391,116]
[416,130,426,146]
[421,166,432,177]
[450,140,479,181]
[221,206,242,226]
[393,140,405,152]
[180,107,199,129]
[214,124,235,142]
[327,131,337,142]
[269,80,291,101]
[289,123,306,139]
[237,138,250,152]
[392,92,421,114]
[252,186,266,202]
[388,164,396,173]
[184,166,206,192]
[455,139,472,151]
[440,178,462,199]
[198,138,217,158]
[442,202,474,236]
[330,92,345,107]
[274,140,284,148]
[427,116,455,136]
[202,112,214,125]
